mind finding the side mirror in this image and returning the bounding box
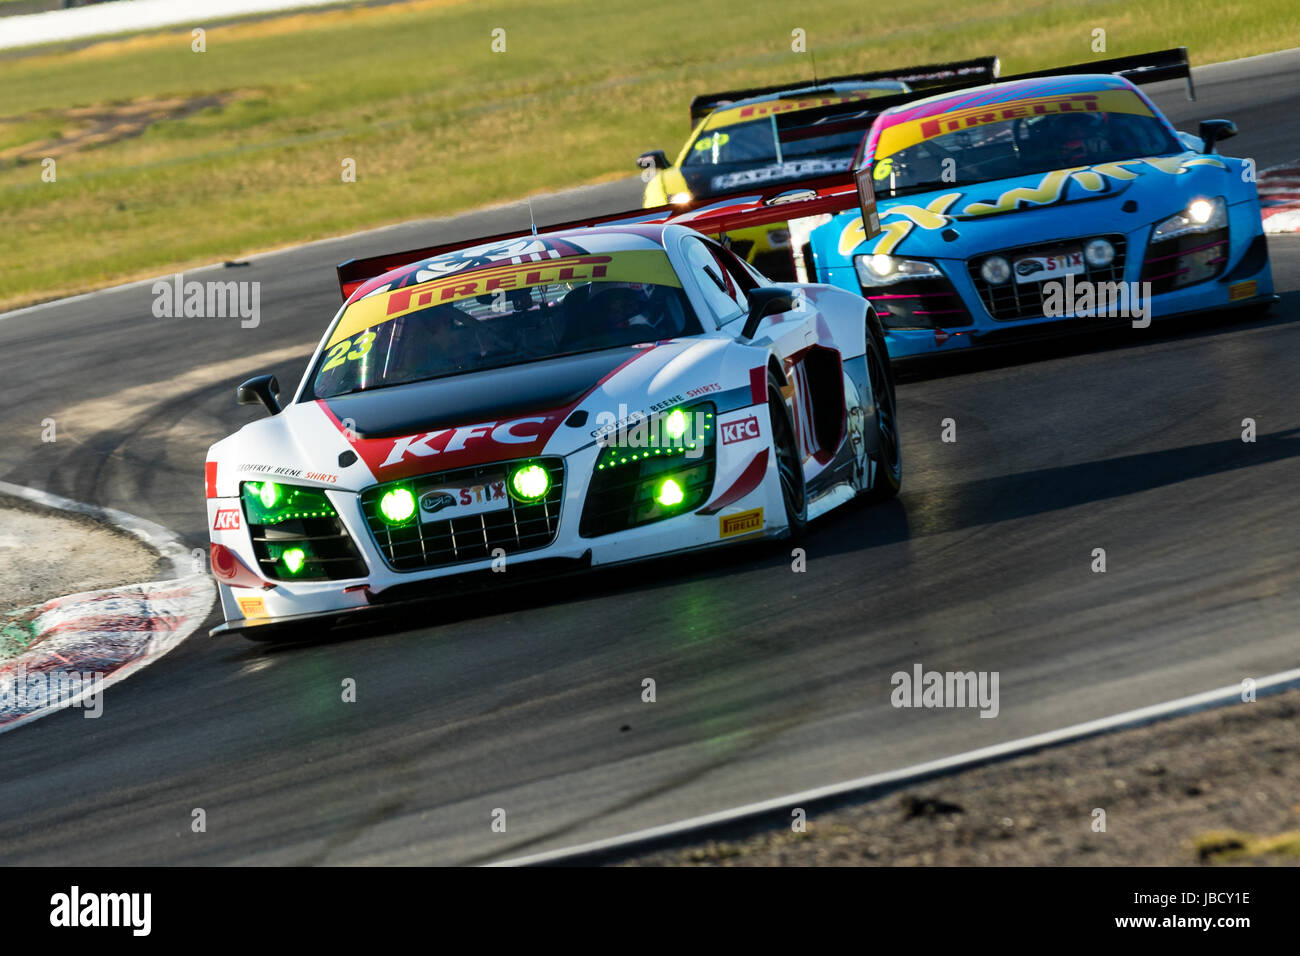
[637,149,670,172]
[1198,119,1237,154]
[237,374,281,416]
[741,288,794,341]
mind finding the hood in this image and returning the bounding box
[212,337,748,489]
[318,348,646,439]
[827,152,1235,260]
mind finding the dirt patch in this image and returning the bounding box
[0,495,162,618]
[0,92,243,164]
[621,688,1300,866]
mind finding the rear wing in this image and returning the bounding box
[687,56,1001,128]
[1004,46,1193,98]
[836,46,1195,127]
[336,174,875,301]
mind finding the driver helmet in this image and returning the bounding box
[587,282,657,331]
[1057,112,1107,165]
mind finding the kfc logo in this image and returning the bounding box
[381,417,550,467]
[721,415,760,445]
[212,508,241,531]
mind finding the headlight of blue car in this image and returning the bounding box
[1151,196,1227,242]
[854,254,943,286]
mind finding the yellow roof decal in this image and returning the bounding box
[703,88,893,131]
[328,251,680,348]
[876,90,1156,159]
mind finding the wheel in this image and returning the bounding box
[767,373,807,538]
[861,324,902,502]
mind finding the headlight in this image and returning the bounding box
[669,191,692,205]
[509,463,552,502]
[854,253,942,287]
[1152,196,1227,242]
[979,255,1011,285]
[582,403,717,537]
[240,481,367,581]
[1084,239,1115,267]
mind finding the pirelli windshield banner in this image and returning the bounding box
[875,89,1157,159]
[328,249,680,348]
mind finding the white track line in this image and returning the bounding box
[0,482,215,734]
[0,480,196,579]
[491,666,1300,866]
[0,0,361,52]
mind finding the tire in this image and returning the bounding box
[768,374,808,538]
[861,324,902,503]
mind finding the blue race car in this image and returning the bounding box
[802,49,1277,358]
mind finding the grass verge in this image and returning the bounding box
[2,0,1297,310]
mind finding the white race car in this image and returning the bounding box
[206,211,902,639]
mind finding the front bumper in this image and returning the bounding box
[208,405,787,638]
[825,200,1276,360]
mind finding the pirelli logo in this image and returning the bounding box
[236,596,268,619]
[384,256,612,317]
[719,507,764,539]
[919,95,1101,139]
[328,249,683,349]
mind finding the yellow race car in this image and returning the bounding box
[639,59,999,279]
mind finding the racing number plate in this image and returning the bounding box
[418,475,509,523]
[1013,248,1084,284]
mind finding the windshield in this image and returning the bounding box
[870,89,1181,197]
[311,250,699,399]
[684,118,863,168]
[680,86,902,194]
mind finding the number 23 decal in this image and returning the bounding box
[321,331,376,372]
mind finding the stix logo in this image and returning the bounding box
[721,415,760,445]
[719,507,763,538]
[212,508,241,531]
[459,480,506,504]
[421,481,507,513]
[382,418,551,467]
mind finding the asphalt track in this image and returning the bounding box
[0,50,1297,865]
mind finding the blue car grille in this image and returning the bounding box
[360,458,565,572]
[968,235,1127,321]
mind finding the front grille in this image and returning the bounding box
[863,276,973,330]
[968,235,1127,321]
[1140,227,1229,295]
[248,515,369,581]
[360,458,564,572]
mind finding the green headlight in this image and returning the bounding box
[656,478,685,507]
[281,547,307,575]
[241,481,336,525]
[378,487,416,524]
[258,481,281,508]
[663,408,688,441]
[510,464,550,501]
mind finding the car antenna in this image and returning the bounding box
[527,197,538,236]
